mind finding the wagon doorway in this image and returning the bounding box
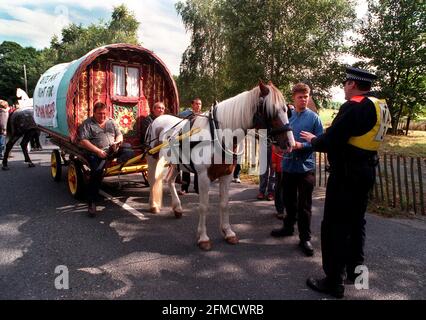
[109,63,145,146]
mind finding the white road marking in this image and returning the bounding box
[99,190,148,221]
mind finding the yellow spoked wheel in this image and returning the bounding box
[51,150,62,181]
[67,160,85,199]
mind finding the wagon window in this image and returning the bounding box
[127,67,139,97]
[113,65,125,96]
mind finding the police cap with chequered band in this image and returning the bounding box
[345,66,377,83]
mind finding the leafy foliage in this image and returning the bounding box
[47,4,140,64]
[176,0,356,108]
[0,41,48,102]
[0,5,140,102]
[353,0,426,133]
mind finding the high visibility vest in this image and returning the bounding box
[348,96,391,151]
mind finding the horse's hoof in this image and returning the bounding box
[198,241,212,251]
[28,163,35,168]
[150,207,160,214]
[174,210,183,219]
[225,236,239,245]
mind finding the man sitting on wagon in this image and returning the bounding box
[140,101,166,145]
[78,101,132,216]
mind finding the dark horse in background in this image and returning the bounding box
[2,108,40,170]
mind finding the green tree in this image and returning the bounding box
[0,41,45,102]
[48,4,140,64]
[176,0,226,108]
[0,4,141,102]
[353,0,426,134]
[176,0,356,107]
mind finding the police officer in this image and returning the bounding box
[300,66,391,298]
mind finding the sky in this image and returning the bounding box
[0,0,368,102]
[0,0,190,75]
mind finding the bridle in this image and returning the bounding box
[252,97,292,145]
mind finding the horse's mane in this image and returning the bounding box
[215,84,286,130]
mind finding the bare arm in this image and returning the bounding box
[292,141,304,150]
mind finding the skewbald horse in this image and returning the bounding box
[146,81,295,250]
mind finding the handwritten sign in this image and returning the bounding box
[33,63,70,127]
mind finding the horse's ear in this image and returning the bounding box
[258,80,269,97]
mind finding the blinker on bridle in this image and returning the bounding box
[253,98,293,140]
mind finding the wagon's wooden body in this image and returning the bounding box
[33,43,179,197]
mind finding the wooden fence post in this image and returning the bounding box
[410,157,417,215]
[384,154,391,206]
[373,165,379,199]
[397,155,403,210]
[403,156,410,213]
[418,157,425,215]
[377,160,385,202]
[390,154,396,207]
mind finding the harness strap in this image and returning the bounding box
[270,123,292,136]
[208,104,243,163]
[175,118,202,174]
[143,113,194,149]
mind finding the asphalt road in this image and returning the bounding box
[0,144,425,300]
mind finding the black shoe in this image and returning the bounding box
[306,277,344,299]
[299,240,314,256]
[88,202,97,217]
[270,227,294,238]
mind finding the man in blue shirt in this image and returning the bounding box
[271,83,323,257]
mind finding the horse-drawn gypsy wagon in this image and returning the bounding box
[34,43,179,198]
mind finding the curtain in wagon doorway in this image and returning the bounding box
[113,65,125,96]
[127,67,139,97]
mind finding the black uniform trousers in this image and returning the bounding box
[282,170,315,241]
[321,162,375,284]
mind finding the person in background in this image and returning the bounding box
[30,131,42,151]
[140,101,166,145]
[271,144,284,219]
[301,66,391,298]
[178,98,202,195]
[232,164,241,183]
[0,100,10,160]
[257,143,275,201]
[271,83,323,258]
